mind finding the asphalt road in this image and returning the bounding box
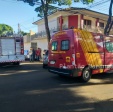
[0,62,113,112]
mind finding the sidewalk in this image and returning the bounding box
[22,60,43,63]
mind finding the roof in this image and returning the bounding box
[60,7,109,16]
[33,7,110,24]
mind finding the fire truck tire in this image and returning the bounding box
[13,62,20,65]
[43,64,46,68]
[81,67,91,82]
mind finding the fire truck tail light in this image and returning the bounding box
[71,57,74,61]
[72,54,75,65]
[21,49,24,54]
[20,39,24,55]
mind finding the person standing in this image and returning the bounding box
[29,47,33,62]
[36,48,41,61]
[32,48,35,61]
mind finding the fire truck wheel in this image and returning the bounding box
[81,67,91,82]
[13,62,20,65]
[43,64,46,68]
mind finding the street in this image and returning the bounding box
[0,62,113,112]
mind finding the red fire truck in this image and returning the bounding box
[0,36,25,65]
[48,29,113,82]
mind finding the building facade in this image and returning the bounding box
[24,8,112,58]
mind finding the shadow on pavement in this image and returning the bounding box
[0,62,113,112]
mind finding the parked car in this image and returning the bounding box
[43,50,49,68]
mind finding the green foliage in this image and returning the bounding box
[17,0,94,42]
[17,0,94,18]
[20,31,29,36]
[0,24,13,36]
[35,5,58,18]
[74,0,94,4]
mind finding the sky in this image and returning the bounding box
[0,0,111,33]
[0,0,39,33]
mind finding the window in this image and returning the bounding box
[61,40,69,50]
[84,19,91,26]
[105,42,113,52]
[31,43,37,50]
[52,41,57,51]
[99,22,104,28]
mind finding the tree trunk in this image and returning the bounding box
[104,0,113,35]
[44,12,51,43]
[41,0,51,45]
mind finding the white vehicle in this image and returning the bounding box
[0,36,25,65]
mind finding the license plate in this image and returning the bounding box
[50,61,55,64]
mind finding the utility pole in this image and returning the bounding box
[18,23,21,34]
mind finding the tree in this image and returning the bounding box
[20,31,29,36]
[0,24,13,36]
[104,0,113,35]
[17,0,94,42]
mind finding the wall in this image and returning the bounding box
[37,14,59,32]
[24,43,31,51]
[62,16,68,29]
[49,19,58,30]
[38,23,45,32]
[24,43,31,58]
[37,19,57,32]
[36,38,48,58]
[24,38,48,59]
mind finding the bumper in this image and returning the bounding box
[48,67,82,77]
[0,55,25,63]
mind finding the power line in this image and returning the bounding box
[20,24,37,32]
[87,0,110,9]
[11,17,37,27]
[86,0,111,15]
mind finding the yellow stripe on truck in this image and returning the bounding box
[74,29,103,73]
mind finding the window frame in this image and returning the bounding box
[105,41,113,52]
[61,40,70,51]
[99,22,104,29]
[51,41,58,51]
[84,19,92,26]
